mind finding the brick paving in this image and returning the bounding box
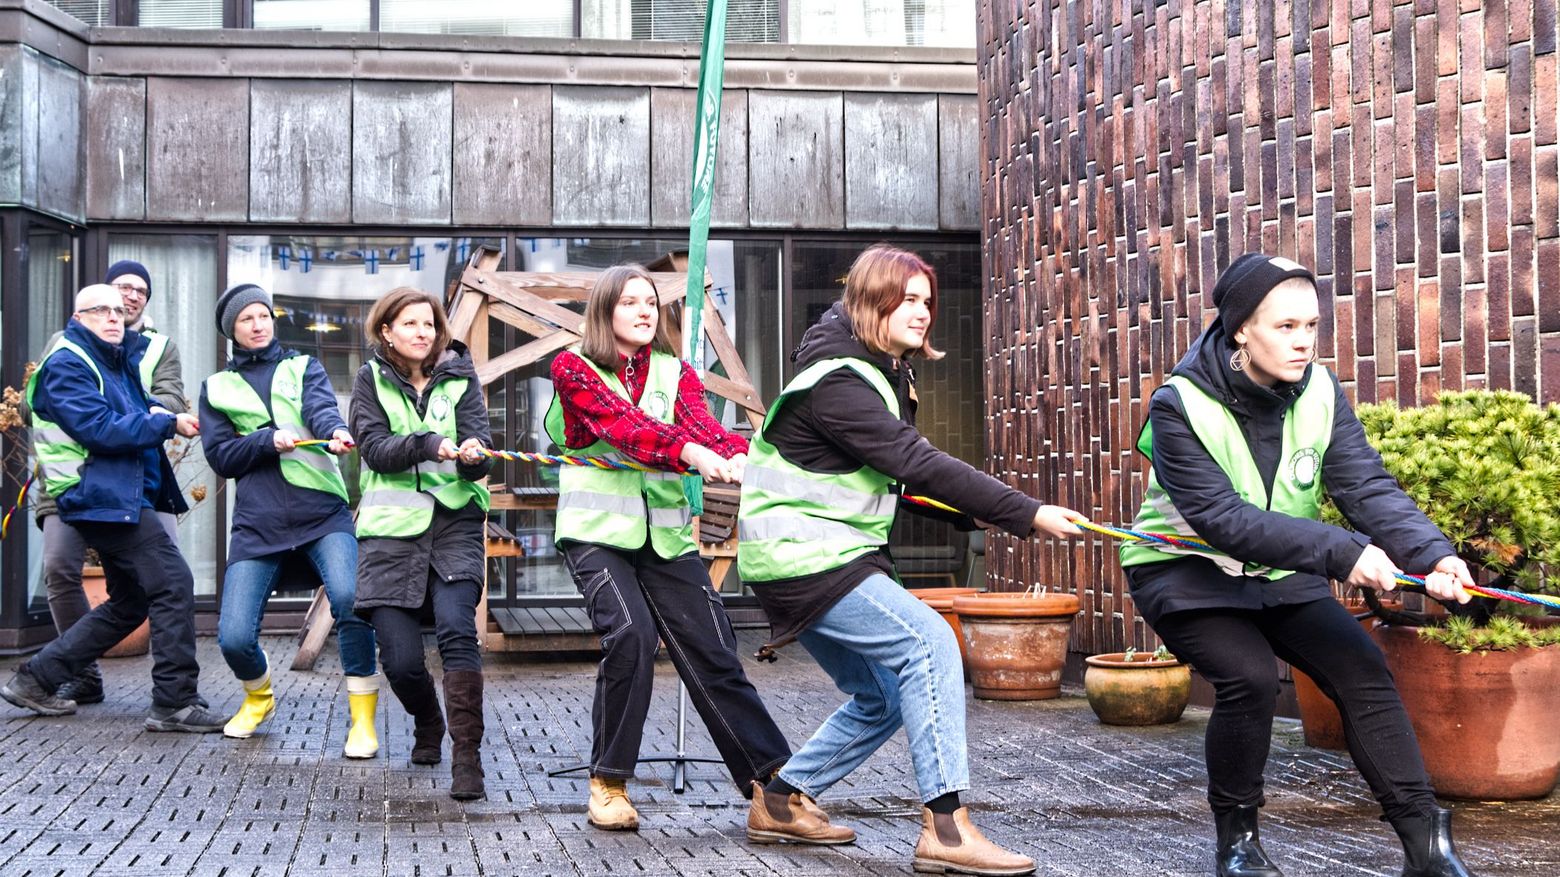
[2,632,1556,876]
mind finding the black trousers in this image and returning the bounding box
[27,510,201,709]
[1153,597,1437,822]
[369,571,483,711]
[562,541,790,792]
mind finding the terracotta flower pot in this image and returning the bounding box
[1372,623,1560,799]
[80,566,150,658]
[907,587,980,676]
[1293,609,1379,750]
[1083,653,1191,726]
[952,592,1080,700]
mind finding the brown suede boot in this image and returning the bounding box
[912,807,1035,875]
[443,670,485,801]
[587,776,640,831]
[745,781,856,845]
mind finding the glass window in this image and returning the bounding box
[137,0,224,28]
[105,235,222,595]
[787,0,975,48]
[379,0,573,36]
[226,235,501,600]
[23,230,74,617]
[622,0,779,42]
[41,0,112,25]
[253,0,370,31]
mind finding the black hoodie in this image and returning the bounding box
[1125,319,1456,624]
[749,303,1042,653]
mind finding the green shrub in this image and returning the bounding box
[1417,614,1560,653]
[1328,390,1560,598]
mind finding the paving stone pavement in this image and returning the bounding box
[2,631,1556,876]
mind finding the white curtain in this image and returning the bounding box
[107,234,222,596]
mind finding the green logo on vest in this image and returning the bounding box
[644,390,671,420]
[1290,447,1321,489]
[429,394,453,422]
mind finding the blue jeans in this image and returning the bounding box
[217,530,376,680]
[777,573,970,803]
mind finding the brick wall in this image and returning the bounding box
[977,0,1560,654]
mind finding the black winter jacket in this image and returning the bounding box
[1125,319,1457,624]
[351,342,493,611]
[199,340,353,563]
[749,302,1042,652]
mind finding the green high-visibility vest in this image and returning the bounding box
[356,363,489,539]
[544,349,697,559]
[1119,368,1336,579]
[738,357,901,583]
[139,331,169,394]
[26,338,105,498]
[203,355,348,502]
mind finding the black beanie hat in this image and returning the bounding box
[215,283,273,340]
[104,260,152,298]
[1211,253,1316,335]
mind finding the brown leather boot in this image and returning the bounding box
[443,670,485,801]
[745,781,856,845]
[912,807,1035,875]
[587,776,640,831]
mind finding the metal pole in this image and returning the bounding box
[674,679,689,792]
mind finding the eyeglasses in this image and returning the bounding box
[78,305,128,319]
[112,282,149,297]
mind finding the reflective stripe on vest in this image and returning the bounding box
[139,332,169,394]
[355,363,490,539]
[1119,367,1336,579]
[544,349,697,559]
[737,357,900,583]
[25,339,105,499]
[203,355,348,502]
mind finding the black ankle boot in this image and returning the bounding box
[57,663,104,705]
[1391,808,1477,877]
[1214,805,1285,876]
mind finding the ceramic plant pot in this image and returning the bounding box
[1083,652,1192,726]
[953,592,1080,700]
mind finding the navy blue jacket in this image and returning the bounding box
[31,319,187,524]
[1126,318,1456,624]
[199,340,353,563]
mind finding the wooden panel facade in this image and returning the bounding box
[145,76,248,222]
[85,76,145,220]
[648,87,750,228]
[843,92,939,230]
[937,93,979,231]
[551,85,651,227]
[747,89,844,228]
[452,82,553,227]
[352,80,453,224]
[249,79,352,224]
[32,50,81,220]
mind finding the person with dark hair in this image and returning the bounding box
[28,258,185,706]
[3,284,221,733]
[351,286,492,800]
[1119,253,1479,877]
[201,284,378,755]
[547,264,795,833]
[737,244,1084,875]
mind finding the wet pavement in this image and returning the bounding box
[1,631,1555,876]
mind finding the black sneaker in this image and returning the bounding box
[144,702,226,733]
[56,664,105,705]
[1,667,77,716]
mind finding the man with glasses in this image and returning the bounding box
[2,284,224,731]
[29,259,187,706]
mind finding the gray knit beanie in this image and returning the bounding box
[215,283,273,340]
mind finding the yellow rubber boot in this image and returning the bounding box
[223,672,275,739]
[343,675,380,759]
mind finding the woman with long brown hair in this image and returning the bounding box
[736,244,1084,875]
[351,286,493,801]
[547,265,794,833]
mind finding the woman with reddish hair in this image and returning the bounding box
[737,244,1085,875]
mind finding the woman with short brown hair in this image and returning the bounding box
[352,286,493,800]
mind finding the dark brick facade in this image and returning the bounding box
[978,0,1560,653]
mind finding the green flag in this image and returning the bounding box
[682,0,729,515]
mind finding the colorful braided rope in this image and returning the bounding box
[0,473,32,539]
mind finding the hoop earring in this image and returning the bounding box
[1229,346,1250,372]
[1309,347,1318,364]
